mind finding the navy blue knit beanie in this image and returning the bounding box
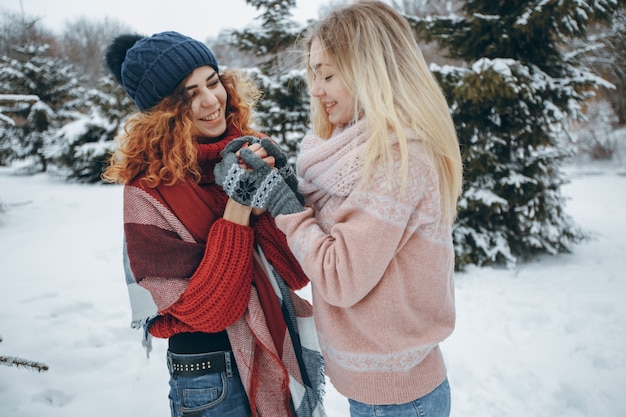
[105,31,218,111]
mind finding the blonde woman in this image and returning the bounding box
[214,1,463,416]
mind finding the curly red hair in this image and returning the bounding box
[103,69,261,187]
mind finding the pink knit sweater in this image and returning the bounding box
[275,121,455,405]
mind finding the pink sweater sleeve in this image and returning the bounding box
[275,152,446,308]
[275,207,401,307]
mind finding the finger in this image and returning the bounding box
[246,143,269,162]
[253,147,268,159]
[223,137,252,154]
[260,138,276,151]
[262,156,276,168]
[260,138,287,166]
[260,138,279,155]
[239,148,271,171]
[236,143,264,159]
[221,151,240,167]
[247,143,262,152]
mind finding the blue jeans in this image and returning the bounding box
[348,378,450,417]
[167,351,252,417]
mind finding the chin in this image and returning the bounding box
[202,124,227,139]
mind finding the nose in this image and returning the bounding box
[198,86,219,107]
[310,79,324,97]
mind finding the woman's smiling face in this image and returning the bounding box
[185,65,228,139]
[308,38,355,128]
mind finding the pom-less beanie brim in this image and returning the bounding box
[120,31,219,111]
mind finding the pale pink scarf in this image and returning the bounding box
[297,120,370,208]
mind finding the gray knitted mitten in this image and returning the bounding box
[259,138,304,205]
[215,148,304,217]
[214,135,258,190]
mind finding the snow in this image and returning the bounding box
[0,113,15,126]
[1,161,625,417]
[0,94,40,103]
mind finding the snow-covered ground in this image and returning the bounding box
[1,156,625,416]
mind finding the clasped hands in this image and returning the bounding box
[214,136,304,217]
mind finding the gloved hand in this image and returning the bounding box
[214,135,259,188]
[215,147,304,217]
[222,135,260,155]
[259,138,304,205]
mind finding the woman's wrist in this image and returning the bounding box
[223,198,252,226]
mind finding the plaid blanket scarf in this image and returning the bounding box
[122,128,325,417]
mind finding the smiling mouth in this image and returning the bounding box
[200,110,220,121]
[325,102,337,110]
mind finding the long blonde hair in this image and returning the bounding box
[102,69,261,187]
[305,0,463,224]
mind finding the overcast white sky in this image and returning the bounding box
[0,0,333,41]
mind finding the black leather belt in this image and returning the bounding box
[167,351,231,377]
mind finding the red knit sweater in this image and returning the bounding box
[123,131,308,340]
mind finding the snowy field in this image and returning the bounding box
[1,158,625,417]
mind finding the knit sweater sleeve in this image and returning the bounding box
[124,185,254,335]
[275,146,446,308]
[159,218,254,332]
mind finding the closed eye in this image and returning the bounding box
[185,70,219,97]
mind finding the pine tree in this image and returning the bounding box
[0,41,130,183]
[0,42,84,173]
[229,0,310,158]
[575,8,626,125]
[408,0,622,268]
[0,94,39,165]
[230,0,301,75]
[50,74,136,183]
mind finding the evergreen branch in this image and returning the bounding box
[0,355,49,372]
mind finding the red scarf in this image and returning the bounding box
[149,126,305,358]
